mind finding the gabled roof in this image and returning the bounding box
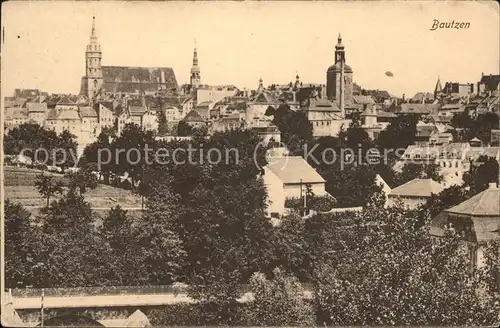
[307,97,341,112]
[129,106,147,116]
[399,103,441,114]
[197,101,213,108]
[265,156,325,184]
[57,109,81,120]
[182,110,204,122]
[480,74,500,91]
[389,178,444,198]
[353,95,375,105]
[56,95,76,106]
[252,91,279,105]
[26,102,47,113]
[4,108,28,120]
[79,106,98,118]
[446,183,499,217]
[124,309,151,327]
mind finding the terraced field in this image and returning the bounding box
[3,166,143,218]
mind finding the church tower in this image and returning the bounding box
[190,42,201,87]
[326,33,353,111]
[81,16,103,99]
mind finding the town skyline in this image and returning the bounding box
[1,1,499,98]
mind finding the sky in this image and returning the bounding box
[1,1,499,98]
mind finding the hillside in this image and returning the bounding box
[4,166,143,218]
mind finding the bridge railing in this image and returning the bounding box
[7,284,188,298]
[7,283,316,298]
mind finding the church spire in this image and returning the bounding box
[434,75,443,99]
[190,40,201,87]
[91,16,97,38]
[338,32,342,43]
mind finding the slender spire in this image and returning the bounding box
[192,40,198,66]
[91,16,97,39]
[338,32,342,43]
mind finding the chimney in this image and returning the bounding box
[161,71,166,85]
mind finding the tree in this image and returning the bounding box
[35,173,64,207]
[463,156,499,194]
[417,184,469,222]
[54,130,79,171]
[142,129,275,319]
[157,109,169,136]
[113,123,156,184]
[81,130,114,184]
[394,162,444,186]
[451,112,499,144]
[101,205,132,251]
[269,104,313,155]
[66,166,98,195]
[339,112,373,151]
[245,268,314,326]
[177,121,194,136]
[376,114,419,157]
[4,200,39,288]
[313,203,499,326]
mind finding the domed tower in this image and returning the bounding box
[190,41,201,87]
[326,33,354,110]
[81,16,103,99]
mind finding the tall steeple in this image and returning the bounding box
[82,16,103,99]
[190,40,201,87]
[434,75,443,99]
[257,77,264,93]
[335,33,345,64]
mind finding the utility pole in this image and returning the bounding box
[40,287,44,327]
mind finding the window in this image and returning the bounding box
[415,154,421,159]
[449,162,452,168]
[455,162,459,168]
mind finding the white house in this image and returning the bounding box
[388,178,444,209]
[263,156,327,216]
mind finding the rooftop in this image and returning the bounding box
[389,178,444,198]
[447,183,499,217]
[265,156,325,184]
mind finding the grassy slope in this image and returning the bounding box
[4,166,143,214]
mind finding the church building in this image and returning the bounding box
[326,33,354,114]
[80,17,178,99]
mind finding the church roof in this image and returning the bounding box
[101,66,178,93]
[327,62,353,73]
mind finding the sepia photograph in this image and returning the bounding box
[1,0,499,327]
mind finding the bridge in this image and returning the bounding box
[7,285,314,310]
